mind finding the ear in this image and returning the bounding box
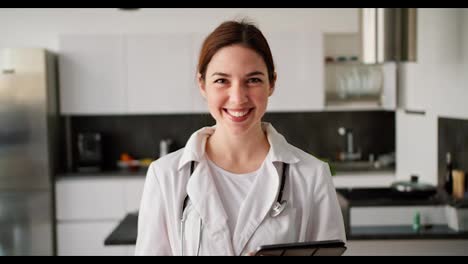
[268,72,277,97]
[198,73,206,99]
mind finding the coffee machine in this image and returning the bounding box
[77,132,103,172]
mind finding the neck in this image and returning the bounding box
[206,123,270,166]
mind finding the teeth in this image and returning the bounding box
[227,109,249,117]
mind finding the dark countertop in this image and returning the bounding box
[104,212,138,246]
[336,187,445,207]
[103,213,468,246]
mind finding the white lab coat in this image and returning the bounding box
[135,122,346,256]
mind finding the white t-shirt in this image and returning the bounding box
[206,158,262,236]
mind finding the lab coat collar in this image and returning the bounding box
[263,122,300,164]
[178,122,300,170]
[179,122,300,255]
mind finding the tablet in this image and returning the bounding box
[254,239,346,256]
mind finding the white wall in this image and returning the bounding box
[461,9,468,120]
[397,8,468,185]
[463,9,468,65]
[430,9,468,120]
[0,8,357,55]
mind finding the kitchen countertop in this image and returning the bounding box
[105,212,138,246]
[336,187,445,206]
[103,212,468,246]
[332,171,395,189]
[56,170,146,179]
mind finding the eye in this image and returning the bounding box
[214,78,227,84]
[248,78,263,84]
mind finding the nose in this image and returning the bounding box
[229,81,248,105]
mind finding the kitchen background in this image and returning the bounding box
[1,8,468,256]
[64,111,395,172]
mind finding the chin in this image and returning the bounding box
[224,119,261,136]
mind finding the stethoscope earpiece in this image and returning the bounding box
[270,200,287,217]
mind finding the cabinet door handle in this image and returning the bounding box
[405,109,426,115]
[2,69,15,74]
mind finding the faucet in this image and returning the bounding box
[159,138,173,158]
[337,127,362,161]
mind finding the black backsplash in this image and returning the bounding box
[438,117,468,188]
[63,111,395,172]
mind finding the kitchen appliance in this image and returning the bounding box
[390,175,437,199]
[77,132,103,172]
[360,8,417,64]
[0,48,58,255]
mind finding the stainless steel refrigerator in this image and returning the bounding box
[0,48,59,255]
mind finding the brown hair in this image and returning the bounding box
[197,19,275,84]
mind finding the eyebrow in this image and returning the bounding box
[211,71,265,77]
[246,71,265,77]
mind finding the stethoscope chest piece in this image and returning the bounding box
[270,200,287,217]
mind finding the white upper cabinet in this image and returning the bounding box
[266,31,324,112]
[60,34,206,115]
[126,35,193,114]
[59,31,326,114]
[398,9,465,116]
[59,35,126,114]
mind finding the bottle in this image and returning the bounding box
[412,211,421,232]
[444,152,453,195]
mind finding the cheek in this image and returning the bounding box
[251,90,270,105]
[205,91,226,109]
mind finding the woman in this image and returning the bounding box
[135,19,346,256]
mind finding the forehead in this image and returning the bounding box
[206,45,267,75]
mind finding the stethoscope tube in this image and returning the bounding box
[270,163,288,217]
[180,161,288,255]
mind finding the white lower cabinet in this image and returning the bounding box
[57,221,131,256]
[56,176,145,256]
[345,240,468,256]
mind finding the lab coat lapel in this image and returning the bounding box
[232,123,300,255]
[186,159,235,255]
[232,158,280,255]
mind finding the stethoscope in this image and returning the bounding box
[180,160,289,255]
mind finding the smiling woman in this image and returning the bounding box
[135,18,346,256]
[199,45,273,142]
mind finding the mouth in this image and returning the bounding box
[223,108,254,123]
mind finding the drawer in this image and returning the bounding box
[57,221,129,256]
[123,178,145,213]
[56,178,127,221]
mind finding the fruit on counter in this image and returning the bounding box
[120,153,133,161]
[139,158,153,167]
